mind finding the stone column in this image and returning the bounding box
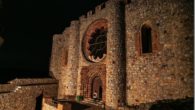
[64,20,80,98]
[106,0,126,109]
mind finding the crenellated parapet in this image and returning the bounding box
[79,1,109,22]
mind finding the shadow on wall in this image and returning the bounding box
[149,97,193,110]
[71,102,91,110]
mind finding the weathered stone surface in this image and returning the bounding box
[49,0,193,109]
[106,0,126,109]
[63,20,80,97]
[50,34,65,80]
[125,0,193,105]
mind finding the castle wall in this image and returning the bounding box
[78,2,109,67]
[49,0,193,109]
[77,1,127,109]
[0,78,58,110]
[125,0,193,105]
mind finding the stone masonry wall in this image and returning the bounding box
[49,0,193,109]
[106,0,126,109]
[125,0,193,105]
[50,34,65,80]
[0,78,58,110]
[58,28,70,99]
[78,2,109,66]
[63,21,80,97]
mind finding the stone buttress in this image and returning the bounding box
[106,0,126,109]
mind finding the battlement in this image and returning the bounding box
[55,0,133,37]
[79,1,109,22]
[77,0,132,24]
[61,0,131,34]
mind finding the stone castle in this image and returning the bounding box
[50,0,193,109]
[0,0,193,110]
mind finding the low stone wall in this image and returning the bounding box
[8,78,57,85]
[0,78,58,110]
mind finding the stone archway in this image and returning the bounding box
[80,64,106,102]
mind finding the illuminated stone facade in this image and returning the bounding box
[50,0,193,109]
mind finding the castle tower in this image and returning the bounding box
[106,0,126,109]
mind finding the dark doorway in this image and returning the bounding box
[91,76,103,100]
[35,94,43,110]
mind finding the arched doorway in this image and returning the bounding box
[80,65,106,102]
[91,76,103,100]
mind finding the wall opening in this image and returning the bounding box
[35,94,43,110]
[91,76,103,100]
[80,65,106,102]
[141,24,152,53]
[99,86,102,99]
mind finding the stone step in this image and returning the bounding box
[81,99,104,106]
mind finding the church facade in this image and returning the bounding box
[50,0,193,109]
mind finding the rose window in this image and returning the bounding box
[88,28,107,60]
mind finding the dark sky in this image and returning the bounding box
[0,0,107,82]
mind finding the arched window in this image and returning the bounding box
[141,25,152,53]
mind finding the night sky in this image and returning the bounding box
[0,0,107,83]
